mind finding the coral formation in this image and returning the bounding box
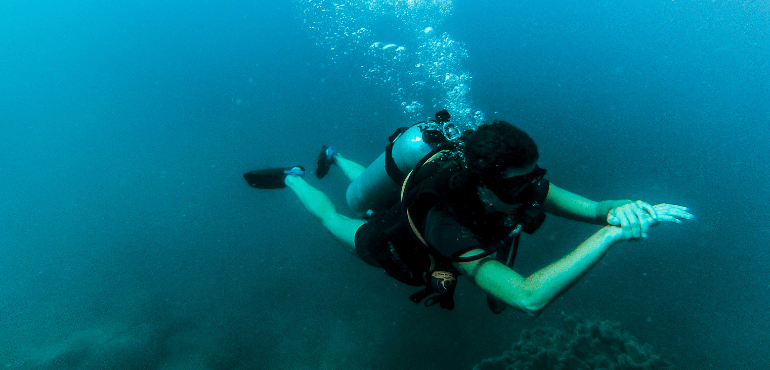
[474,314,673,370]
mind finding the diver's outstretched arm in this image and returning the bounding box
[543,183,633,224]
[457,226,624,317]
[455,203,692,316]
[543,183,693,239]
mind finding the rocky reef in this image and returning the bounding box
[474,314,674,370]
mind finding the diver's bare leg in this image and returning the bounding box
[285,175,366,256]
[333,153,366,182]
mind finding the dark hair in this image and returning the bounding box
[461,120,539,185]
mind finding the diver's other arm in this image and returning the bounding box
[457,226,624,317]
[543,183,657,238]
[542,183,631,223]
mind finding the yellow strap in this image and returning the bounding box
[401,150,449,247]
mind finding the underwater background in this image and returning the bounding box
[1,0,768,369]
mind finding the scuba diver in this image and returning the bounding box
[243,111,693,315]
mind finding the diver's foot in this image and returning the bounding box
[243,166,305,189]
[316,146,336,179]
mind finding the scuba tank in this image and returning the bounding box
[346,110,462,217]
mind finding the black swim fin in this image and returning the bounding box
[243,166,304,189]
[316,146,335,179]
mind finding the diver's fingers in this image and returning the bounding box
[653,204,689,212]
[618,209,635,239]
[655,215,681,224]
[653,204,694,221]
[636,200,658,220]
[631,203,650,238]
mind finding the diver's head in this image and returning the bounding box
[461,120,540,187]
[460,120,547,211]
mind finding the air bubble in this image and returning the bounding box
[295,0,484,127]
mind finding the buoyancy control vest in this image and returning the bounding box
[368,148,465,310]
[371,147,547,311]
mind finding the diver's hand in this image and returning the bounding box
[607,200,657,239]
[648,203,694,224]
[609,202,694,240]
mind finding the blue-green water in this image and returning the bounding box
[1,1,768,369]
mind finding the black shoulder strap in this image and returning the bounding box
[385,139,407,184]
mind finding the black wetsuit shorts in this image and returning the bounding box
[354,220,383,267]
[354,206,481,268]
